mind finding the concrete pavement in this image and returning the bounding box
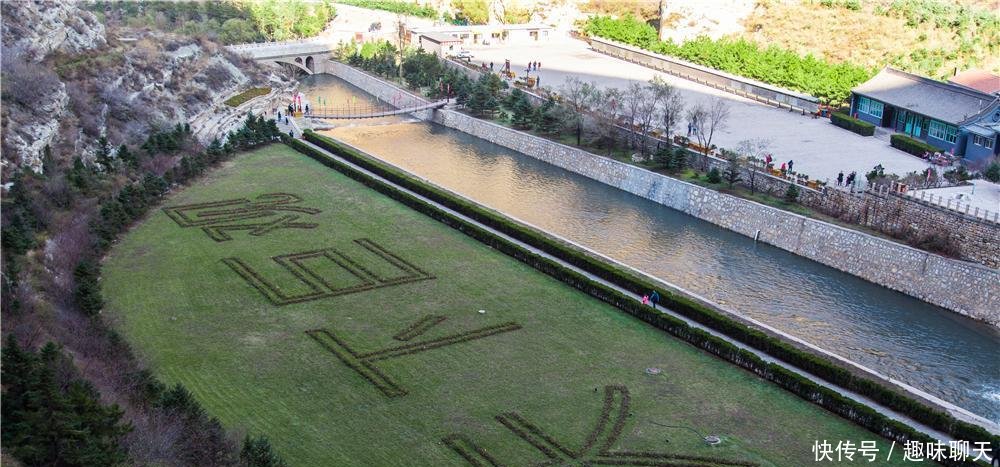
[464,36,936,186]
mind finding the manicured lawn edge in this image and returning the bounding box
[290,133,993,462]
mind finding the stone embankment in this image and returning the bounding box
[320,59,1000,325]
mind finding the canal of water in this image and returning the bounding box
[300,74,1000,423]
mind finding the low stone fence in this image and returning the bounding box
[320,58,1000,324]
[589,36,820,114]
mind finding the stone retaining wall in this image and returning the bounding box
[589,36,820,113]
[321,59,1000,325]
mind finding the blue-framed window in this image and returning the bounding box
[927,120,957,143]
[972,134,995,150]
[856,96,884,118]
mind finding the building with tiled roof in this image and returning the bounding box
[850,67,1000,163]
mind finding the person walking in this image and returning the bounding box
[787,159,794,173]
[641,295,650,305]
[649,290,660,309]
[837,171,844,186]
[780,162,787,175]
[490,62,494,71]
[764,153,772,167]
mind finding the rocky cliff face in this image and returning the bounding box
[1,0,277,174]
[1,0,107,61]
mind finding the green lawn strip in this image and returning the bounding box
[104,144,926,466]
[225,87,272,107]
[300,130,995,453]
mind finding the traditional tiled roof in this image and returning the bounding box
[948,69,1000,95]
[418,32,464,44]
[852,68,997,124]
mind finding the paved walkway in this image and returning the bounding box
[918,179,1000,218]
[295,135,998,442]
[465,37,935,185]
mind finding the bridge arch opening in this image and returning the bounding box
[306,56,314,72]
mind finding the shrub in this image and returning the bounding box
[784,183,800,203]
[290,133,997,455]
[335,0,437,18]
[705,167,721,183]
[241,435,288,467]
[583,16,873,103]
[984,162,1000,183]
[830,112,875,136]
[890,134,943,157]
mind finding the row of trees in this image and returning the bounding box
[87,0,336,44]
[1,114,287,467]
[583,15,873,103]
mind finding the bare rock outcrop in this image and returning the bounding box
[1,0,106,61]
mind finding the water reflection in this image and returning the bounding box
[301,74,1000,422]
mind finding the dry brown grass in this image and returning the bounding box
[740,0,999,78]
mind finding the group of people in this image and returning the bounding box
[641,290,661,309]
[779,159,794,175]
[526,61,541,71]
[837,171,858,187]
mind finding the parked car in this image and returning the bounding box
[453,50,473,60]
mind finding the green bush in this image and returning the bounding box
[225,87,272,107]
[830,112,875,136]
[784,183,800,203]
[294,131,996,452]
[984,162,1000,183]
[890,133,943,157]
[583,16,873,104]
[335,0,437,18]
[705,167,722,183]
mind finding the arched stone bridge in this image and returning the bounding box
[227,39,337,74]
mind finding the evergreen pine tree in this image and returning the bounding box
[723,158,743,187]
[784,183,801,203]
[68,157,93,192]
[1,338,130,466]
[96,137,114,172]
[240,435,288,467]
[118,145,138,169]
[73,260,104,315]
[2,211,36,255]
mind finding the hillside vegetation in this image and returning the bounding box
[86,0,336,44]
[744,0,1000,80]
[584,15,872,103]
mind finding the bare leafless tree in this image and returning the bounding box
[737,138,771,194]
[688,97,730,158]
[559,76,599,146]
[650,76,684,145]
[622,82,649,151]
[598,87,624,155]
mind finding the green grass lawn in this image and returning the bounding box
[103,144,922,466]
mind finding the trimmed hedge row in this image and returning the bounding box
[891,133,945,157]
[293,133,995,455]
[831,112,875,136]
